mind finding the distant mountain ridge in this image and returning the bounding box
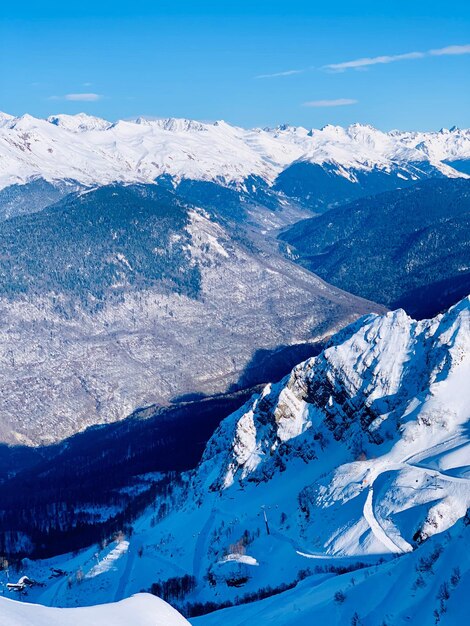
[280,177,470,318]
[0,112,469,210]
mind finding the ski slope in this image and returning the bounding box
[193,519,470,626]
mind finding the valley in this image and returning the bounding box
[0,112,468,626]
[0,181,376,444]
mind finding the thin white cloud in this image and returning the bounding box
[303,98,358,107]
[256,44,470,79]
[48,93,103,102]
[65,93,102,101]
[429,44,470,56]
[324,44,470,72]
[256,69,304,79]
[325,52,425,71]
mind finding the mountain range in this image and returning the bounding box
[0,110,469,626]
[1,113,469,211]
[0,115,468,445]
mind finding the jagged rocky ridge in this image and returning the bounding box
[14,298,470,624]
[198,296,470,551]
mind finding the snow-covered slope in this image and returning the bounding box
[14,298,469,622]
[194,519,469,626]
[0,113,299,189]
[0,593,189,626]
[0,112,468,191]
[289,123,469,177]
[199,297,470,553]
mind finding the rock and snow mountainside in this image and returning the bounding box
[195,296,470,554]
[0,183,378,444]
[280,177,470,319]
[16,298,470,626]
[0,593,189,626]
[0,112,469,210]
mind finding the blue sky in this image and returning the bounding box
[1,1,469,129]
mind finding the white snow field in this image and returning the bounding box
[0,593,189,626]
[0,112,468,190]
[5,297,469,626]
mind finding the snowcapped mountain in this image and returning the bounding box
[13,297,469,625]
[0,113,300,190]
[193,296,470,556]
[292,123,469,175]
[0,112,468,201]
[47,113,114,133]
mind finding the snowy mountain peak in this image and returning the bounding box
[5,113,42,130]
[153,118,209,132]
[0,111,14,127]
[196,296,470,554]
[47,113,112,132]
[320,123,343,132]
[131,117,210,132]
